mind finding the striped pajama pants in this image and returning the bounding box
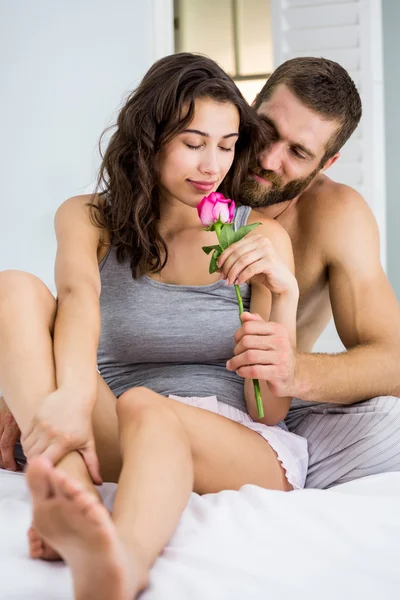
[285,396,400,489]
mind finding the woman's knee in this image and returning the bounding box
[117,387,182,428]
[0,270,56,318]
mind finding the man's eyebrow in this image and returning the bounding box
[183,129,239,139]
[259,115,316,159]
[292,142,316,159]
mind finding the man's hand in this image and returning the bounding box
[227,312,296,397]
[20,388,102,485]
[0,395,21,471]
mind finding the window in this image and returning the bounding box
[174,0,273,103]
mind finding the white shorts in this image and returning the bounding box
[169,394,308,490]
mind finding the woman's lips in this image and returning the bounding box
[187,180,217,192]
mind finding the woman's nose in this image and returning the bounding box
[199,150,220,176]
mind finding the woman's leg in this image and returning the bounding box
[0,270,123,478]
[0,271,121,558]
[112,389,290,566]
[27,388,290,600]
[0,271,96,485]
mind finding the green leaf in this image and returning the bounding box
[209,249,222,274]
[219,224,236,250]
[202,244,221,255]
[234,222,261,243]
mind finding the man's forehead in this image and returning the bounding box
[256,85,338,156]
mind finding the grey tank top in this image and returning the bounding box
[97,205,252,411]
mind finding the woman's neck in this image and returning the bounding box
[158,196,203,239]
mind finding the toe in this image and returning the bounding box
[27,526,38,540]
[26,457,55,501]
[41,545,62,561]
[84,501,111,526]
[73,490,99,514]
[30,542,43,558]
[50,469,84,500]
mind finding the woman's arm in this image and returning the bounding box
[53,195,104,409]
[21,195,107,479]
[219,218,298,425]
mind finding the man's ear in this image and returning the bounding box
[320,152,340,172]
[251,94,258,108]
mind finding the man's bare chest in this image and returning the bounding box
[276,213,329,314]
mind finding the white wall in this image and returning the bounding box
[0,0,173,292]
[383,0,400,302]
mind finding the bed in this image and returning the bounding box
[0,468,399,599]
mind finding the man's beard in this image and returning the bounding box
[238,166,319,208]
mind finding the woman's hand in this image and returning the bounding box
[21,388,102,484]
[217,232,297,296]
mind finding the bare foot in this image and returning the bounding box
[28,473,102,561]
[28,525,61,561]
[26,457,146,600]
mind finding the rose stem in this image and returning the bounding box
[234,284,264,419]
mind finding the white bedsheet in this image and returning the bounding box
[0,469,399,599]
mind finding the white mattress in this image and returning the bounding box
[0,469,399,599]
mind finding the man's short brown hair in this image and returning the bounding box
[254,57,362,163]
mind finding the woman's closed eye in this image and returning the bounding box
[186,143,234,152]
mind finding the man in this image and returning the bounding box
[235,56,400,488]
[1,57,400,489]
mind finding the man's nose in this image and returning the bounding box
[258,143,282,173]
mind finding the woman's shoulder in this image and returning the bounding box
[57,192,102,213]
[246,208,292,250]
[55,193,111,248]
[56,193,98,217]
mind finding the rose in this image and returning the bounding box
[197,192,235,227]
[197,192,264,419]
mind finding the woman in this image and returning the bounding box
[0,53,307,599]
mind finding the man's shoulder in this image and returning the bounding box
[297,174,372,228]
[297,174,379,264]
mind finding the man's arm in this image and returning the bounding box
[293,187,400,404]
[0,395,21,470]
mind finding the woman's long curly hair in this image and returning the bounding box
[90,52,270,279]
